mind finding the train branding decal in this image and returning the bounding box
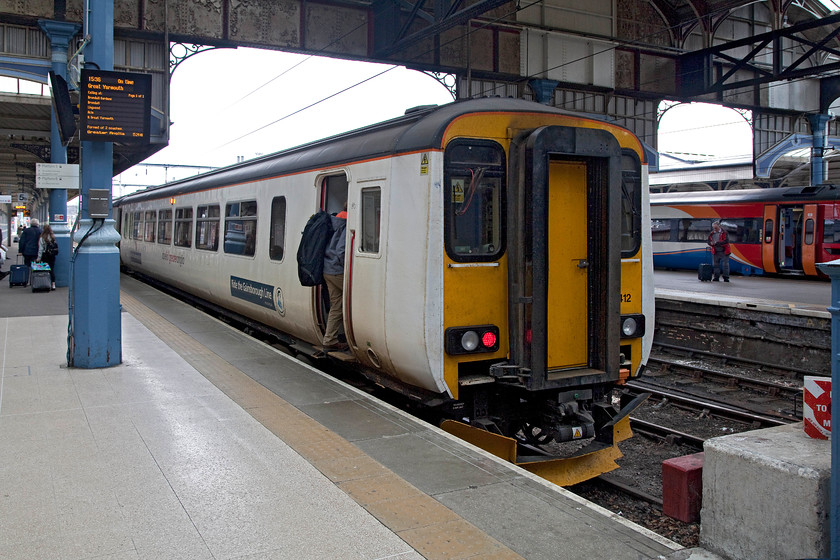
[230,276,276,310]
[161,251,185,266]
[129,250,141,265]
[275,287,285,316]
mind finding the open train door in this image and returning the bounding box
[802,204,818,276]
[761,205,779,274]
[506,126,622,389]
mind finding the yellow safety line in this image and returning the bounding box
[120,291,524,560]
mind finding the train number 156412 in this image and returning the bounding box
[620,293,632,303]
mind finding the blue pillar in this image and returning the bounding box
[807,113,831,187]
[38,19,80,289]
[816,258,840,557]
[69,0,122,368]
[528,79,559,105]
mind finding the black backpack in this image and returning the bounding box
[43,239,59,258]
[296,211,333,286]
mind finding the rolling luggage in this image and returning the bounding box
[9,255,29,287]
[698,263,713,282]
[30,263,51,292]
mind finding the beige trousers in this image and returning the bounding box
[322,273,344,346]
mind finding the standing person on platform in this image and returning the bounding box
[18,218,42,268]
[37,224,58,290]
[707,220,731,282]
[322,202,348,351]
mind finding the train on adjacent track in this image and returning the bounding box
[651,185,840,277]
[115,97,654,485]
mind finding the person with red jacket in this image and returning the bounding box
[707,220,731,282]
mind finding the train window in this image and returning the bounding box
[224,201,257,257]
[157,209,172,245]
[621,151,642,256]
[196,205,220,251]
[444,140,505,262]
[804,219,815,245]
[144,211,156,243]
[824,220,840,243]
[174,207,193,248]
[678,219,712,242]
[360,188,381,253]
[131,211,142,240]
[651,219,673,241]
[269,197,286,261]
[720,219,761,244]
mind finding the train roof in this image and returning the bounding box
[650,184,840,205]
[116,97,615,206]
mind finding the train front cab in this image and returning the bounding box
[440,119,650,486]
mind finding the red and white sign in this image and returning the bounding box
[804,376,831,440]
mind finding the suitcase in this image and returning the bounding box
[30,269,51,292]
[698,263,714,282]
[9,255,29,287]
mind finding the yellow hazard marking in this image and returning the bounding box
[452,179,465,203]
[572,426,583,439]
[420,153,429,175]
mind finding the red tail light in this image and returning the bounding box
[481,331,497,348]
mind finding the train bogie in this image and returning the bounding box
[116,98,653,484]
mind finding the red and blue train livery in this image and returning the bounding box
[651,185,840,277]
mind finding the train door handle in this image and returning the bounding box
[576,259,589,269]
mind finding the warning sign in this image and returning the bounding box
[572,426,583,439]
[804,376,831,439]
[452,179,465,203]
[420,153,429,175]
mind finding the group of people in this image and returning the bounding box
[0,219,58,289]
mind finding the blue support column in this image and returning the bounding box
[807,113,831,187]
[38,19,80,289]
[69,0,122,368]
[816,258,840,557]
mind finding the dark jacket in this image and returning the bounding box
[707,229,731,255]
[18,225,42,257]
[323,214,347,276]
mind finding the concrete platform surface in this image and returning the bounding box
[0,273,687,559]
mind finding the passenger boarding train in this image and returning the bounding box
[651,185,840,277]
[116,98,654,484]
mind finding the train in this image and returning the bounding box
[115,97,654,485]
[651,185,840,277]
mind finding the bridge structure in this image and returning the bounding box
[1,0,840,365]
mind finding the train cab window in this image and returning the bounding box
[157,209,172,245]
[196,205,220,251]
[269,197,286,261]
[620,151,642,256]
[144,211,156,243]
[444,140,505,262]
[804,218,815,245]
[174,208,193,248]
[360,188,381,253]
[224,201,257,257]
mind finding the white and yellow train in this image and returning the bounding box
[116,97,653,484]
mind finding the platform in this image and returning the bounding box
[0,270,693,560]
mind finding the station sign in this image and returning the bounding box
[804,375,831,439]
[79,69,151,143]
[37,163,80,189]
[0,195,10,204]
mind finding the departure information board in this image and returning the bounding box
[80,69,151,143]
